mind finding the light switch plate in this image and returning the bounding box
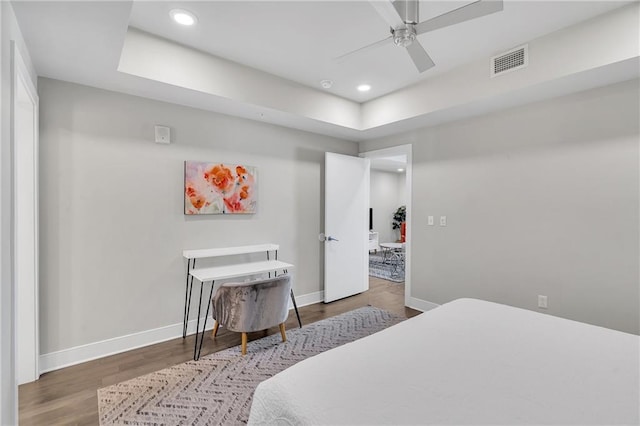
[538,295,548,309]
[155,125,171,144]
[440,216,447,226]
[428,216,434,226]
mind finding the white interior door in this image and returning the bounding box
[324,152,369,303]
[14,44,39,384]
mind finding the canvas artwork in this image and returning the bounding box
[184,161,257,215]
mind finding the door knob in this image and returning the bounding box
[318,233,339,242]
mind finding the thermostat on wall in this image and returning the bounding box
[155,125,171,144]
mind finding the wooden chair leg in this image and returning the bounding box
[211,320,219,338]
[279,323,287,342]
[241,332,248,355]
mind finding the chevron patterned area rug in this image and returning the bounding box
[97,306,403,425]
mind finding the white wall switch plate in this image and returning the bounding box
[154,125,171,144]
[538,295,548,309]
[440,216,447,226]
[428,216,434,226]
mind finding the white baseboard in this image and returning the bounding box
[40,290,324,375]
[39,316,216,374]
[38,289,422,375]
[289,290,323,309]
[406,296,439,312]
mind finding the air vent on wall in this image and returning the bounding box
[490,44,528,77]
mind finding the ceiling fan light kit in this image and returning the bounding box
[392,27,416,48]
[340,0,504,74]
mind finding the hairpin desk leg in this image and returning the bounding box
[195,281,215,360]
[290,289,302,328]
[193,282,204,360]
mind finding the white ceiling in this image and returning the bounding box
[11,1,638,141]
[127,1,629,102]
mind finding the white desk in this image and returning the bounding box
[183,243,280,260]
[191,260,293,282]
[183,245,299,360]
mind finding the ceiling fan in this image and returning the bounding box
[338,0,504,73]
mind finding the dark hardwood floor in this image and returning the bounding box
[19,277,420,425]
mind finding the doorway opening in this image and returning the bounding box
[360,145,412,306]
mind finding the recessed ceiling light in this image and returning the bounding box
[357,84,371,92]
[397,168,404,172]
[320,79,333,89]
[170,9,197,26]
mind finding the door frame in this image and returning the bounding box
[360,144,412,307]
[12,41,39,384]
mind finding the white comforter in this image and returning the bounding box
[248,298,639,425]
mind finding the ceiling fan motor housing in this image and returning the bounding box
[391,0,419,47]
[393,26,417,47]
[394,0,419,25]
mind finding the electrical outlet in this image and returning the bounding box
[428,216,434,226]
[440,216,447,226]
[538,295,548,309]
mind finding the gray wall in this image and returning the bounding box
[360,79,640,334]
[370,170,405,243]
[38,78,357,354]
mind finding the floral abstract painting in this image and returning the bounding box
[184,161,257,214]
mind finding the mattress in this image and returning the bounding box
[248,298,639,425]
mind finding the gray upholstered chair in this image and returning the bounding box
[211,274,292,355]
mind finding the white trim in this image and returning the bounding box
[289,290,324,309]
[359,144,412,308]
[406,297,440,312]
[12,41,39,385]
[39,317,213,374]
[40,289,324,373]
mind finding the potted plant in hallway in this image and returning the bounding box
[392,205,406,243]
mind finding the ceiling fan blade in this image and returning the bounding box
[335,36,393,62]
[415,0,503,35]
[369,0,406,29]
[406,41,435,73]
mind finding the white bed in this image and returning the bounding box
[248,298,639,425]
